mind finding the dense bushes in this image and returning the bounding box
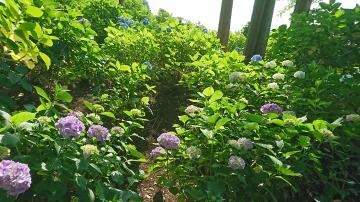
[267,1,360,67]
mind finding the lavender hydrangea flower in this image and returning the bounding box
[87,125,110,141]
[55,116,85,138]
[0,160,31,197]
[228,156,245,170]
[150,146,165,159]
[260,103,282,114]
[251,54,262,63]
[157,133,180,149]
[237,138,253,150]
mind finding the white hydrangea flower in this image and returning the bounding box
[229,72,246,83]
[281,60,294,67]
[294,71,305,79]
[346,114,360,122]
[265,61,277,68]
[267,82,279,89]
[272,73,285,80]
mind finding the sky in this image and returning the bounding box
[146,0,360,31]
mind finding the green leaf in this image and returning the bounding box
[141,97,149,105]
[209,90,223,103]
[202,87,214,97]
[178,115,189,124]
[56,91,73,103]
[0,133,20,146]
[277,166,302,177]
[26,6,43,17]
[244,122,259,131]
[11,112,35,126]
[39,52,51,69]
[83,100,94,111]
[90,163,102,174]
[126,144,145,159]
[215,117,231,130]
[267,155,283,167]
[99,112,115,118]
[75,173,87,190]
[298,136,311,148]
[270,119,285,126]
[34,86,50,102]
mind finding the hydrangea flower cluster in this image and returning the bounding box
[346,114,360,122]
[0,160,31,197]
[265,61,277,68]
[228,156,245,170]
[272,73,285,80]
[86,113,101,122]
[281,60,294,67]
[55,116,85,138]
[150,146,165,159]
[237,138,253,150]
[67,111,84,118]
[227,140,240,149]
[157,133,180,149]
[319,128,336,139]
[143,61,153,70]
[141,18,150,26]
[251,54,262,63]
[80,144,99,158]
[87,125,110,141]
[267,82,279,89]
[118,17,134,28]
[234,47,242,52]
[186,146,201,159]
[260,103,283,114]
[229,72,246,83]
[294,71,305,79]
[111,126,125,135]
[185,105,200,114]
[202,28,208,33]
[166,27,172,33]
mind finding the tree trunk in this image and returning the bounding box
[217,0,234,47]
[244,0,276,62]
[293,0,312,14]
[119,0,125,5]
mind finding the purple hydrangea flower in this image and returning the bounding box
[251,54,263,63]
[55,116,85,138]
[150,146,165,159]
[0,160,31,197]
[228,156,245,170]
[260,103,282,114]
[87,125,110,141]
[157,133,180,149]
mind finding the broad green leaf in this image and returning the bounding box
[267,155,283,167]
[83,100,94,111]
[202,87,214,97]
[0,133,19,146]
[277,166,302,177]
[178,115,189,124]
[141,97,149,105]
[244,122,259,131]
[209,90,223,103]
[56,91,73,103]
[99,112,115,118]
[39,52,51,69]
[34,86,50,102]
[11,112,35,126]
[26,6,43,17]
[215,117,231,130]
[75,173,87,190]
[298,136,311,147]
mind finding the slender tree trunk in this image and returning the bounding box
[119,0,125,5]
[293,0,312,14]
[244,0,276,62]
[217,0,234,47]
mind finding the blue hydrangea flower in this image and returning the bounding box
[55,116,85,138]
[234,47,242,52]
[260,103,282,114]
[126,19,134,26]
[117,17,126,23]
[143,61,153,70]
[202,28,208,33]
[150,146,165,159]
[87,125,110,141]
[251,54,263,63]
[78,18,88,24]
[166,27,172,33]
[141,18,150,25]
[120,22,129,29]
[0,160,31,197]
[157,133,180,149]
